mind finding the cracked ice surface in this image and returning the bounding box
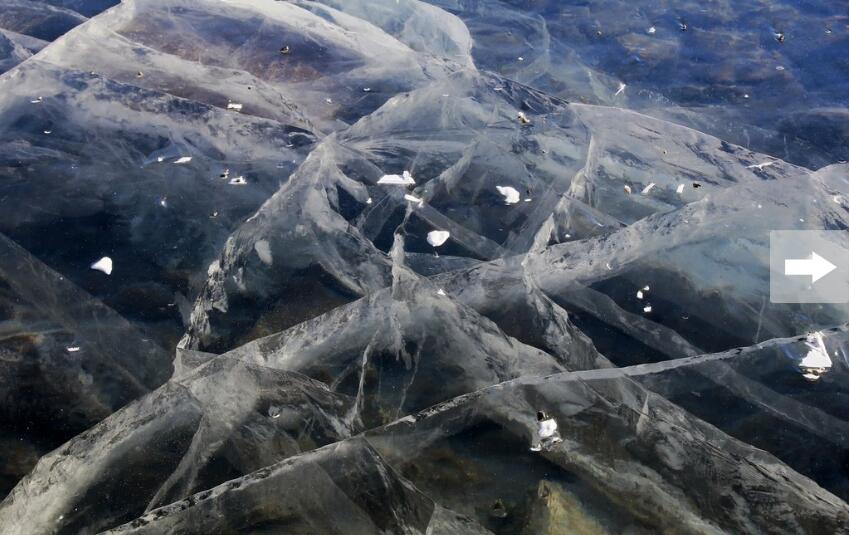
[1,0,849,533]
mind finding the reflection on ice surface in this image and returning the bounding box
[1,0,849,533]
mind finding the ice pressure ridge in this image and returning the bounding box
[1,0,849,534]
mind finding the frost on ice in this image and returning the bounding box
[404,193,423,206]
[254,240,273,266]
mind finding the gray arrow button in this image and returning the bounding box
[771,231,849,303]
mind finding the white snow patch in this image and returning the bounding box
[496,186,520,205]
[174,156,192,164]
[800,346,831,369]
[90,257,113,275]
[66,346,80,353]
[614,82,626,96]
[539,419,558,438]
[226,102,243,111]
[427,230,450,247]
[641,182,656,195]
[229,176,247,186]
[377,170,415,186]
[643,305,653,313]
[799,332,832,381]
[676,184,685,194]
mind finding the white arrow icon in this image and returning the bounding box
[784,252,837,283]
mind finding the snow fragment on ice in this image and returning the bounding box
[799,332,832,381]
[90,257,113,275]
[532,411,563,451]
[378,170,415,186]
[496,186,520,204]
[427,230,450,247]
